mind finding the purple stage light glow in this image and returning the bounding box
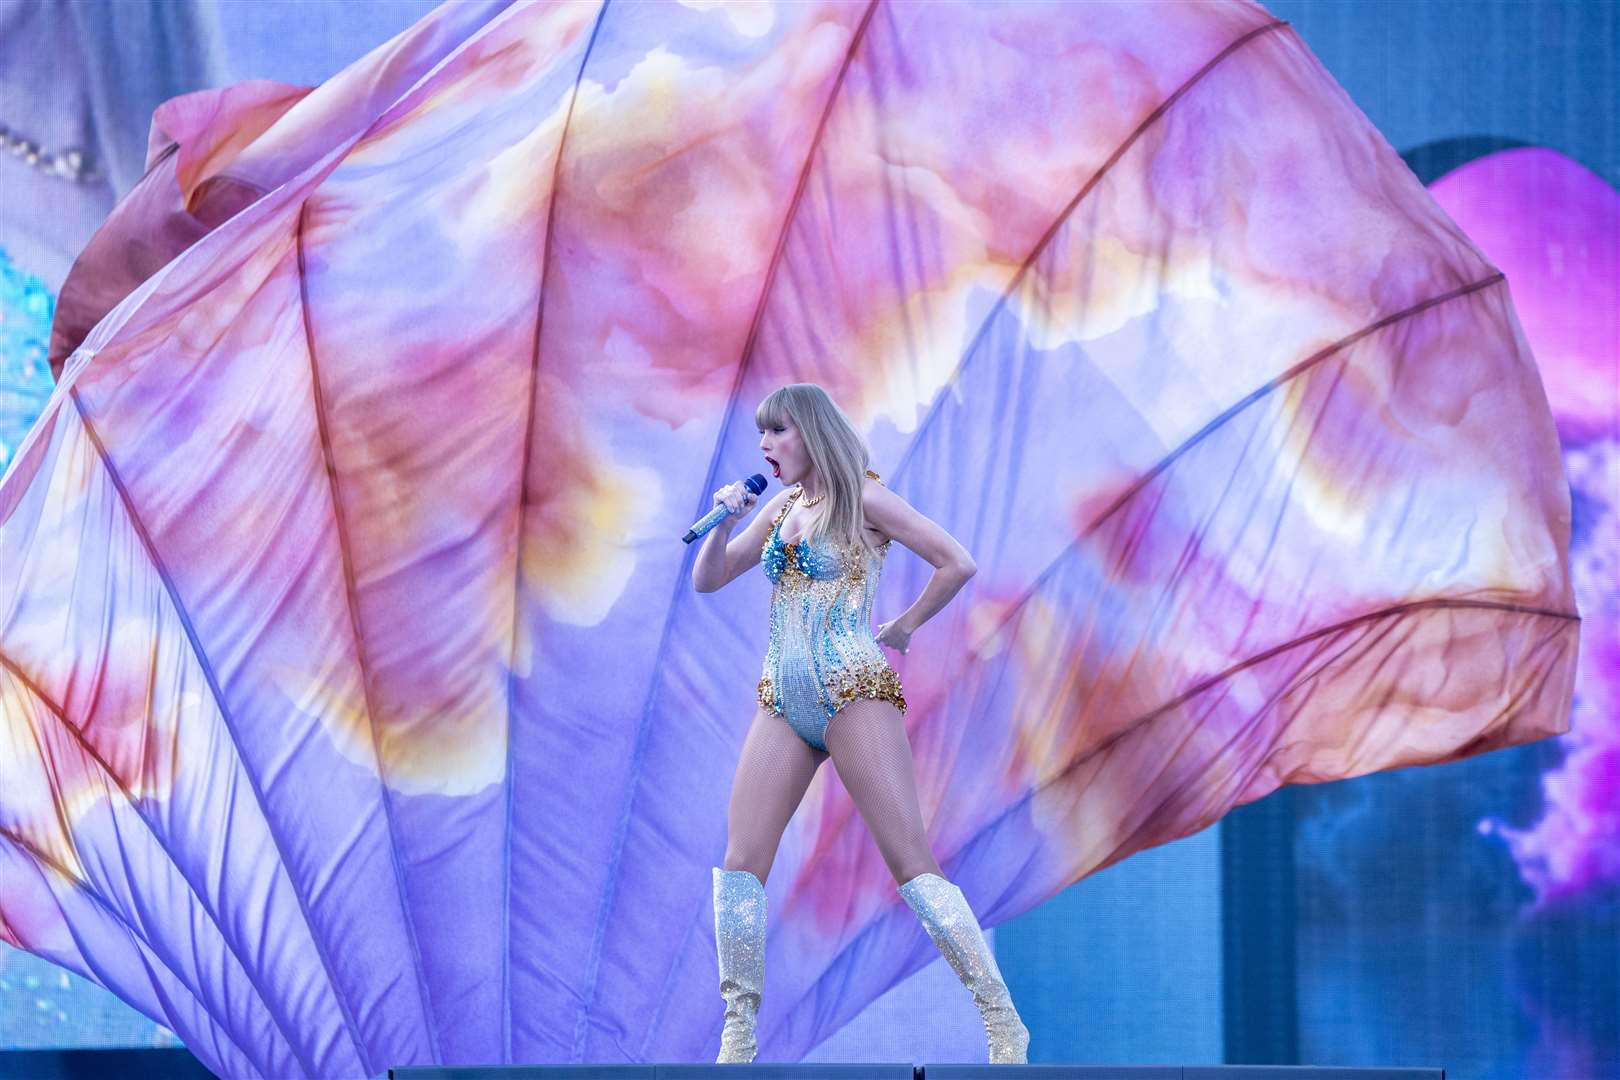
[1450,148,1620,907]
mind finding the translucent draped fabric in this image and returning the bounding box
[0,1,1578,1075]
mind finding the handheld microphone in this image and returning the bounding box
[683,473,768,544]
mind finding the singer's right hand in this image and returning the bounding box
[712,480,758,521]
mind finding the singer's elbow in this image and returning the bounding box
[953,557,977,580]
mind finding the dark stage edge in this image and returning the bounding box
[0,1047,214,1079]
[387,1067,1444,1080]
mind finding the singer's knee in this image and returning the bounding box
[886,849,942,886]
[723,846,774,886]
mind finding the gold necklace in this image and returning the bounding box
[798,487,826,508]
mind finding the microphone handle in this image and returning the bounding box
[682,501,735,545]
[683,473,767,545]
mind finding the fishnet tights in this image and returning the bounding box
[723,698,943,886]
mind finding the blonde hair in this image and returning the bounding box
[755,383,871,549]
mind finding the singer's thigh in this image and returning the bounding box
[724,706,829,885]
[824,698,943,885]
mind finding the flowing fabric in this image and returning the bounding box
[0,1,1578,1075]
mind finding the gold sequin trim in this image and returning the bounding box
[828,661,907,715]
[757,665,907,717]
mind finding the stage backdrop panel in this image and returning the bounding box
[0,0,1587,1076]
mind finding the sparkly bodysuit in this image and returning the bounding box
[756,470,907,752]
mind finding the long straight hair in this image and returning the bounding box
[754,383,871,549]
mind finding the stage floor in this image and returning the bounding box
[387,1064,1444,1080]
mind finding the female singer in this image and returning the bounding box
[690,382,1029,1064]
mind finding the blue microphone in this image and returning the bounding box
[683,473,768,544]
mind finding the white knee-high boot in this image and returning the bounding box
[898,872,1030,1064]
[712,867,766,1063]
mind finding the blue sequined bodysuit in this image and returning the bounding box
[757,470,906,752]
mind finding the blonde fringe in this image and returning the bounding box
[754,384,873,549]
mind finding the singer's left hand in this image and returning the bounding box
[875,618,912,655]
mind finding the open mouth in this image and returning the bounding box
[766,457,780,477]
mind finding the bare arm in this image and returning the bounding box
[691,485,792,593]
[862,478,976,636]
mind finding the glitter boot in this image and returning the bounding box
[898,872,1030,1063]
[712,867,766,1063]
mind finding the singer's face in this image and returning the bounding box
[758,417,804,485]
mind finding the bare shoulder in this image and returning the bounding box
[860,473,907,543]
[859,474,974,571]
[860,473,907,513]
